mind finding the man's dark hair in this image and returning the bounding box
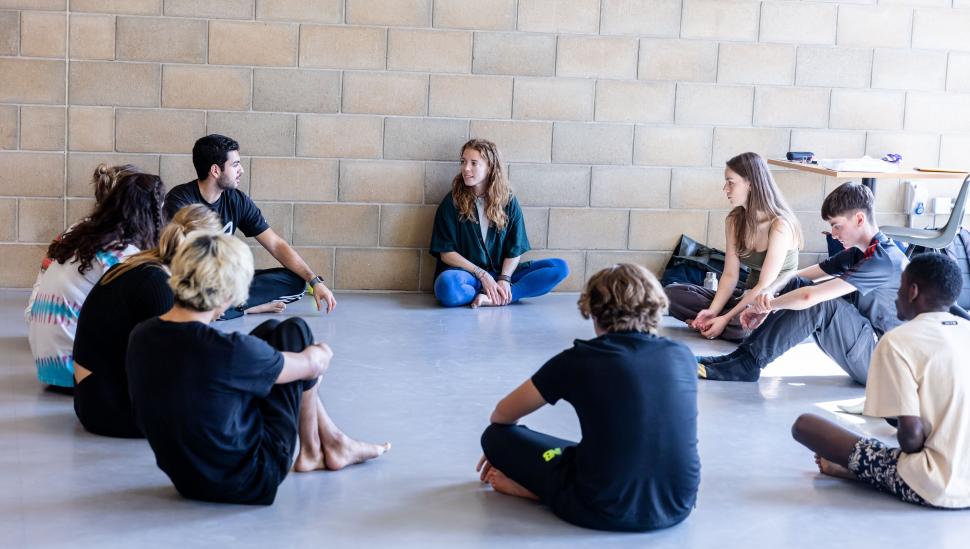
[192,134,239,181]
[821,182,875,222]
[906,253,964,308]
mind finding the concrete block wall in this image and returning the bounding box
[2,0,970,290]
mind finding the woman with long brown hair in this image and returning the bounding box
[430,138,568,307]
[26,170,166,391]
[665,152,803,341]
[72,204,222,438]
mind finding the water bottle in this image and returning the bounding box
[703,271,718,291]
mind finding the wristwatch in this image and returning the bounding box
[308,275,325,287]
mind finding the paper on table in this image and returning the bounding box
[817,156,899,173]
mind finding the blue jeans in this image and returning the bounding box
[433,258,569,307]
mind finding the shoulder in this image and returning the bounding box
[436,192,457,213]
[166,181,196,200]
[225,187,256,206]
[506,194,522,212]
[769,216,795,235]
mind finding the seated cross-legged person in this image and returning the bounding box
[163,134,336,319]
[477,264,700,532]
[699,182,908,384]
[127,232,389,505]
[666,152,802,342]
[73,204,222,438]
[791,254,970,508]
[430,138,568,308]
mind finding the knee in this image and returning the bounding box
[548,258,569,281]
[434,272,466,307]
[480,423,508,457]
[791,413,818,443]
[283,270,308,294]
[278,317,314,348]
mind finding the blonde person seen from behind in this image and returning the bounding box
[666,152,802,342]
[126,232,389,505]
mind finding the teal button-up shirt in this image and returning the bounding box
[429,192,531,278]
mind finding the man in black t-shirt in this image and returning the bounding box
[699,182,908,384]
[164,134,336,320]
[477,264,699,532]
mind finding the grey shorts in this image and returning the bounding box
[848,438,929,507]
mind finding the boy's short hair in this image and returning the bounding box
[906,253,963,308]
[169,231,253,312]
[578,263,668,334]
[192,134,239,181]
[821,182,875,222]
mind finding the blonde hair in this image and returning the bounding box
[450,139,512,230]
[578,264,668,334]
[101,204,222,285]
[169,231,253,312]
[725,152,804,257]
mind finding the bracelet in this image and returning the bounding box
[497,274,512,283]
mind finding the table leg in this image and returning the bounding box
[861,177,876,195]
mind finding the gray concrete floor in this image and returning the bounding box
[0,290,966,548]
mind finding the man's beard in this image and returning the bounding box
[216,172,236,190]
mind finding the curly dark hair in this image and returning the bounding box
[48,172,166,274]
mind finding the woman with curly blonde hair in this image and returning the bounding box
[476,264,700,532]
[429,138,568,307]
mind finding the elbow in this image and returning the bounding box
[489,405,513,425]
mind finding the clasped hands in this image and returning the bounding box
[477,271,513,306]
[691,292,775,337]
[739,292,774,330]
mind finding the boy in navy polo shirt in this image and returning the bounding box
[476,264,700,532]
[699,182,908,384]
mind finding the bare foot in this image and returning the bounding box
[245,300,287,315]
[815,455,855,480]
[293,447,326,472]
[323,433,390,471]
[470,293,493,309]
[484,468,539,501]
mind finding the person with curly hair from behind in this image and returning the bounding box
[476,264,700,532]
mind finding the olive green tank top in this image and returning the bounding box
[739,248,799,290]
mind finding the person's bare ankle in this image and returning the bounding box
[293,445,326,472]
[323,432,390,471]
[487,469,538,501]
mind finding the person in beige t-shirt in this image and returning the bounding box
[790,253,970,508]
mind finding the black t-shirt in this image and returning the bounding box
[72,263,174,437]
[531,331,700,531]
[163,180,270,237]
[126,317,285,502]
[819,231,908,336]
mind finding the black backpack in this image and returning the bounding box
[911,228,970,310]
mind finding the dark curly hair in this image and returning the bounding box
[578,263,669,334]
[48,172,166,275]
